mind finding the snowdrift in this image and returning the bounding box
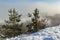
[4,25,60,40]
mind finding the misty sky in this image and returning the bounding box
[0,0,60,23]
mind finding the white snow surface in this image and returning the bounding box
[4,25,60,40]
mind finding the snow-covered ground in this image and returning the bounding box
[3,25,60,40]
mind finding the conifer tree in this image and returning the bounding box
[32,8,40,32]
[4,8,22,37]
[6,8,21,24]
[27,8,46,32]
[32,8,46,32]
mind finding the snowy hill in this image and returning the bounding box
[4,25,60,40]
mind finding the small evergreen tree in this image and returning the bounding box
[32,8,40,32]
[27,8,46,32]
[3,8,22,37]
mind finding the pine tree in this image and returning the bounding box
[33,8,47,32]
[6,8,21,24]
[27,8,46,32]
[32,8,40,32]
[4,8,22,37]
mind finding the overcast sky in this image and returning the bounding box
[0,0,60,23]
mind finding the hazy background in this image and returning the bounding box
[0,0,60,24]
